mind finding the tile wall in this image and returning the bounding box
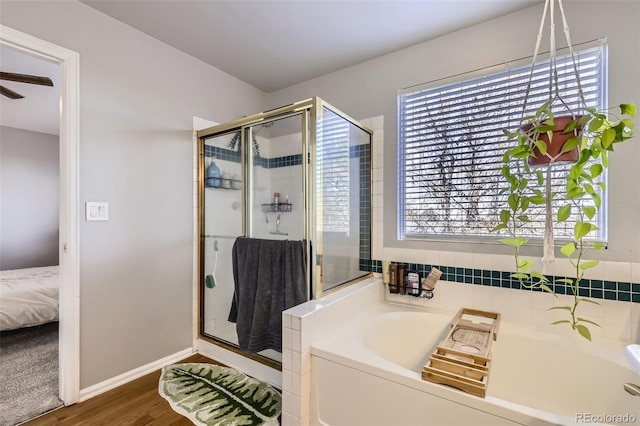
[281,276,383,425]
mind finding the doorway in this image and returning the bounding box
[0,25,80,407]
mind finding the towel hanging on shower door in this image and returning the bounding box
[228,237,307,353]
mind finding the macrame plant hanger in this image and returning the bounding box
[519,0,588,265]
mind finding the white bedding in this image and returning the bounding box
[0,266,59,331]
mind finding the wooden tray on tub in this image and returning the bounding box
[422,308,500,398]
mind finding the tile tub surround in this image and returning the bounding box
[281,276,384,426]
[381,270,640,342]
[370,260,640,304]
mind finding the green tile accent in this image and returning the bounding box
[374,259,640,303]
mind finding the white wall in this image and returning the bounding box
[267,1,640,264]
[0,126,59,270]
[0,0,267,388]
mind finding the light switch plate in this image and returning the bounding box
[86,202,109,221]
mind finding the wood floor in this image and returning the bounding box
[25,354,221,426]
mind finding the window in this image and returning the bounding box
[398,44,606,241]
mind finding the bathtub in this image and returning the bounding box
[310,302,640,425]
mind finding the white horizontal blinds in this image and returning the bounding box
[399,46,605,239]
[318,108,350,232]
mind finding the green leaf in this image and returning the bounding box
[579,298,601,305]
[566,187,584,200]
[584,206,596,220]
[593,241,604,251]
[491,224,507,232]
[551,320,572,326]
[517,258,533,272]
[500,209,511,225]
[584,183,595,195]
[557,278,574,284]
[539,284,557,296]
[574,222,593,239]
[588,118,604,133]
[557,205,571,222]
[569,166,581,180]
[561,119,581,134]
[536,170,544,186]
[590,164,603,179]
[535,101,552,116]
[575,324,592,341]
[580,260,599,270]
[534,140,548,156]
[591,192,602,209]
[529,196,547,205]
[530,271,549,282]
[561,136,580,153]
[602,128,616,149]
[508,194,518,211]
[499,237,528,248]
[511,272,530,280]
[560,242,576,257]
[516,215,530,222]
[548,305,572,311]
[576,317,601,327]
[620,103,637,117]
[519,179,529,191]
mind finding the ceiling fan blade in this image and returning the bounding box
[0,85,25,99]
[0,72,53,87]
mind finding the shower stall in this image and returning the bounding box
[197,97,372,366]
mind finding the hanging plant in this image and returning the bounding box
[491,0,636,340]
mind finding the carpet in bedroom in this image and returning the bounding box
[0,322,63,426]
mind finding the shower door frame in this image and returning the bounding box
[196,97,373,368]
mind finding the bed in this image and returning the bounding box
[0,266,59,331]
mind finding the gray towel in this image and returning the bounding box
[228,237,307,353]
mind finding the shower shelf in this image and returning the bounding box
[205,178,241,190]
[261,203,292,213]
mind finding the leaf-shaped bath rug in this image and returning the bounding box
[159,363,281,425]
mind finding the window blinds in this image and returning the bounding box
[398,46,605,240]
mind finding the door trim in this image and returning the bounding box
[0,25,81,405]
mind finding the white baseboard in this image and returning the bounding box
[78,347,194,402]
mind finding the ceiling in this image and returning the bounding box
[0,45,60,135]
[81,0,541,93]
[1,1,542,136]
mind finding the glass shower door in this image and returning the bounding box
[249,114,306,243]
[201,113,308,365]
[316,105,371,293]
[201,131,245,353]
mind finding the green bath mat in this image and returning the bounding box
[159,363,281,425]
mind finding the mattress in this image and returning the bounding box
[0,266,59,331]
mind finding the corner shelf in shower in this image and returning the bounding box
[205,178,241,190]
[261,203,292,213]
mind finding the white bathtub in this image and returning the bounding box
[310,302,640,425]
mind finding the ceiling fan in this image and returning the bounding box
[0,71,54,99]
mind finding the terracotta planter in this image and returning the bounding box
[523,115,583,167]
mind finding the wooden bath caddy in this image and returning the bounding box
[422,308,500,398]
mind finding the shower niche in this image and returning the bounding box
[198,98,372,366]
